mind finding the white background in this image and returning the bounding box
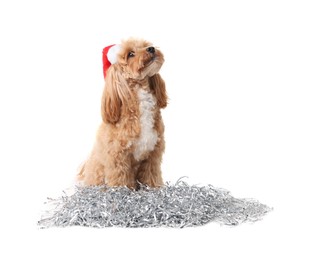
[0,0,310,259]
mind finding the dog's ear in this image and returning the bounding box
[149,73,168,109]
[101,65,128,124]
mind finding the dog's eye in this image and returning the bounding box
[127,51,135,58]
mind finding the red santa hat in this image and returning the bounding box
[102,44,121,78]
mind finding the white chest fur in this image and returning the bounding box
[133,89,158,161]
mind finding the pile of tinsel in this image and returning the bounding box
[38,179,272,228]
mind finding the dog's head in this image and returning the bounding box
[102,38,167,124]
[115,38,164,80]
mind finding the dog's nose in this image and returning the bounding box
[146,46,155,54]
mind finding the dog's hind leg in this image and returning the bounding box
[77,154,105,186]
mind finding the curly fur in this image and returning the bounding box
[78,38,168,189]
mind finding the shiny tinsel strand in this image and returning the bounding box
[38,179,272,228]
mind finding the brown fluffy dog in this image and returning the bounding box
[78,38,168,189]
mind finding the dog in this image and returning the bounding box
[78,38,168,189]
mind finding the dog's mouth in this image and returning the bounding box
[134,48,163,78]
[143,54,156,68]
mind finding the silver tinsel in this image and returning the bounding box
[38,179,272,228]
